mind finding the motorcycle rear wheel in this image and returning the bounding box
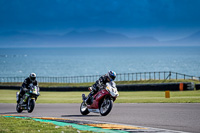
[80,102,90,115]
[100,99,113,116]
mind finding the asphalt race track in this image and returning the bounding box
[0,103,200,133]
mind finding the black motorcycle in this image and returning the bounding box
[16,84,40,113]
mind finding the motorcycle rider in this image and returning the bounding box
[84,70,116,104]
[17,73,38,103]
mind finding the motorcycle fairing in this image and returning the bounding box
[87,89,110,109]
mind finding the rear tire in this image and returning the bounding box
[80,102,89,115]
[28,99,35,113]
[16,104,23,113]
[100,98,113,116]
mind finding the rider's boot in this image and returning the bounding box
[17,88,23,103]
[84,91,94,104]
[17,94,22,103]
[82,94,86,101]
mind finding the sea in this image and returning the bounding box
[0,47,200,77]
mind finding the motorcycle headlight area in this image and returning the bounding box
[106,87,118,97]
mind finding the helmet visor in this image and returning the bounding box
[30,77,36,81]
[110,75,115,81]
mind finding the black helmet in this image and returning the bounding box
[29,73,36,81]
[107,70,116,81]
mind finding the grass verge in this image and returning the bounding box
[0,79,199,87]
[0,90,200,103]
[0,116,90,133]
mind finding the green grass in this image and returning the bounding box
[117,91,200,103]
[0,82,93,87]
[116,79,200,85]
[0,89,200,103]
[0,79,200,103]
[0,79,199,87]
[0,116,90,133]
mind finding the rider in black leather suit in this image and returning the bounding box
[17,73,38,103]
[84,70,116,104]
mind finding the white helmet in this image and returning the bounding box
[29,73,36,81]
[107,70,116,81]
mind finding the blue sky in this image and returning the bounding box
[0,0,200,41]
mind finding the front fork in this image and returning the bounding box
[23,93,30,102]
[27,97,31,110]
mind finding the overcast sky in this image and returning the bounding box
[0,0,200,41]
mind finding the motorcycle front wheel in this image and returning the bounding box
[28,99,35,113]
[100,98,113,116]
[80,102,89,115]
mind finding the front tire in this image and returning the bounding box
[16,104,23,113]
[80,102,89,115]
[28,99,35,113]
[100,98,113,116]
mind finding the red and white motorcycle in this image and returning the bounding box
[80,81,119,116]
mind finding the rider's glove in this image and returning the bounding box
[98,84,105,90]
